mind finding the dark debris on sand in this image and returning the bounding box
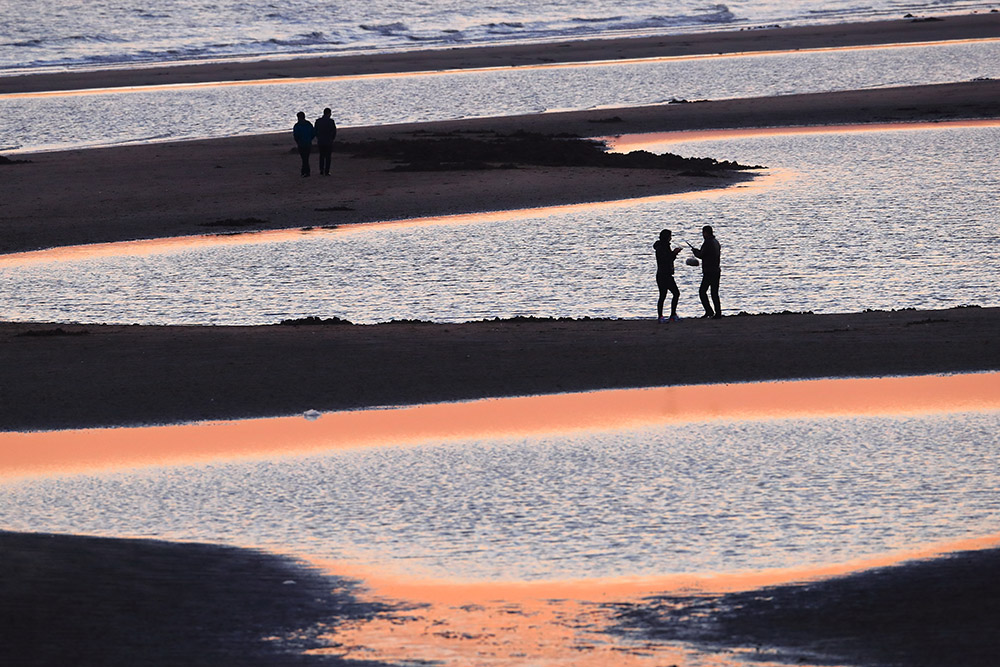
[336,130,763,172]
[279,316,354,326]
[607,546,1000,667]
[0,531,392,666]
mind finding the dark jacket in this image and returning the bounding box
[694,237,721,274]
[293,119,315,146]
[314,115,337,145]
[654,240,681,275]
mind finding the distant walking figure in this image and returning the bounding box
[691,225,722,318]
[654,229,682,322]
[314,108,338,176]
[293,111,315,177]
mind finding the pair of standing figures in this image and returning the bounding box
[293,108,338,177]
[655,225,722,322]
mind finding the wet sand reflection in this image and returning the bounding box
[303,531,1000,666]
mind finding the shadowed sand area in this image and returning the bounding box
[609,542,1000,667]
[2,14,1000,667]
[1,307,998,432]
[0,531,387,666]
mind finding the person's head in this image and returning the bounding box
[323,108,332,117]
[659,229,671,242]
[297,111,306,121]
[702,225,714,239]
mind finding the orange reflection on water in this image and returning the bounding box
[303,530,1000,667]
[604,119,1000,150]
[1,372,996,479]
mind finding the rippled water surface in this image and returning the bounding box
[2,0,994,75]
[2,411,998,581]
[3,40,998,153]
[2,123,997,324]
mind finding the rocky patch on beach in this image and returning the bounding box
[336,131,763,172]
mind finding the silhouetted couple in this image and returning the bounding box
[654,225,722,322]
[293,108,338,177]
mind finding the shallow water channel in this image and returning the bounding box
[2,39,998,153]
[2,401,998,582]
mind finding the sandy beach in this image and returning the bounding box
[3,14,1000,667]
[2,78,998,255]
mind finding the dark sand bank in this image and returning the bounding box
[1,13,997,94]
[612,545,1000,667]
[1,306,997,432]
[0,530,387,666]
[6,532,1000,667]
[2,79,998,255]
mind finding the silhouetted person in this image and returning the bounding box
[314,108,338,176]
[691,224,722,318]
[654,228,682,322]
[293,111,315,177]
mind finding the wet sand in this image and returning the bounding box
[611,543,1000,667]
[0,530,384,666]
[2,14,1000,667]
[1,306,998,432]
[1,79,998,255]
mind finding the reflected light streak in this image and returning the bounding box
[4,37,996,100]
[604,119,1000,150]
[1,372,996,479]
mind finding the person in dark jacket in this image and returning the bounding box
[691,224,722,318]
[314,108,338,176]
[293,111,315,177]
[654,228,682,322]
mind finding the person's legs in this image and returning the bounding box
[668,277,680,319]
[319,145,332,175]
[699,275,714,317]
[299,144,311,176]
[709,272,722,318]
[656,274,667,320]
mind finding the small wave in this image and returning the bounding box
[806,5,880,18]
[64,34,128,44]
[132,11,170,20]
[359,22,408,36]
[268,31,336,47]
[571,16,625,24]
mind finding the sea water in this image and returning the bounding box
[1,123,997,324]
[2,0,996,76]
[2,410,998,581]
[2,39,998,154]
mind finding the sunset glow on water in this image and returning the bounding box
[2,374,998,665]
